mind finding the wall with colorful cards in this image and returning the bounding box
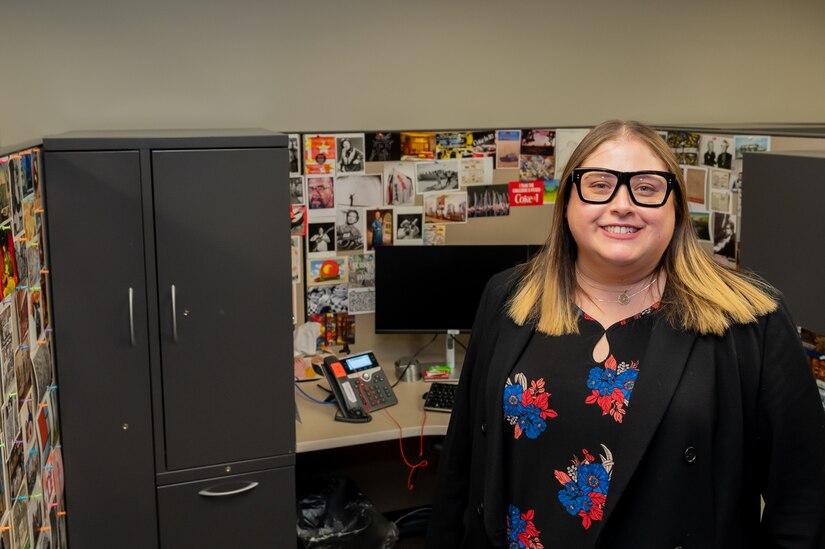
[0,144,65,548]
[288,127,825,354]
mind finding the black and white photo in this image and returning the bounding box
[335,208,366,251]
[289,176,304,205]
[288,133,302,176]
[393,206,423,245]
[336,134,366,174]
[334,174,383,208]
[416,160,460,194]
[383,162,416,206]
[307,219,336,256]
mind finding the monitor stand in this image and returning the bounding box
[422,330,461,381]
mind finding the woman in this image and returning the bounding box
[426,120,825,548]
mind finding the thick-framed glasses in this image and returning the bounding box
[570,168,677,207]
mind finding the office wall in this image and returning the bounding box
[2,0,825,147]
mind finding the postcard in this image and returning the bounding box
[335,133,367,175]
[303,135,336,175]
[383,162,416,206]
[334,174,382,208]
[436,132,473,159]
[400,132,436,159]
[347,287,375,315]
[423,192,468,224]
[471,131,496,156]
[365,132,401,162]
[519,154,554,181]
[712,212,737,265]
[415,160,460,194]
[291,236,302,284]
[667,131,701,166]
[509,181,543,207]
[306,284,348,317]
[335,207,366,252]
[495,130,521,169]
[366,208,394,250]
[288,134,302,176]
[521,129,555,156]
[306,219,336,257]
[699,134,734,169]
[460,157,493,186]
[734,135,770,159]
[290,205,307,237]
[307,258,347,286]
[554,129,589,179]
[467,184,509,218]
[424,224,446,245]
[689,211,711,242]
[393,206,424,245]
[347,253,375,288]
[684,166,708,207]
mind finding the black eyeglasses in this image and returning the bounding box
[570,168,677,207]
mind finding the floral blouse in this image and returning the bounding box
[503,303,660,549]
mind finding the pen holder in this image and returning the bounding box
[394,359,422,382]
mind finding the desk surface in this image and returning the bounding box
[295,365,454,453]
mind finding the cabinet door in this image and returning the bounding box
[152,148,294,470]
[44,151,158,547]
[157,467,295,548]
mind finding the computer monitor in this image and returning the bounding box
[374,244,541,369]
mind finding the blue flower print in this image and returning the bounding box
[586,366,616,396]
[503,383,525,417]
[507,504,525,539]
[516,405,546,439]
[558,482,592,515]
[576,462,610,495]
[615,368,639,401]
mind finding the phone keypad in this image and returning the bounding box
[358,372,398,411]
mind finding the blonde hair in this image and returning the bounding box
[508,120,776,336]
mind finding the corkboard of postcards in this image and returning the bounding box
[0,146,65,548]
[287,128,765,353]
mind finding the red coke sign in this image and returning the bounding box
[508,181,543,206]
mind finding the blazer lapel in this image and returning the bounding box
[482,316,535,540]
[600,321,698,528]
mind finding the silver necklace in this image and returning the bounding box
[581,276,658,306]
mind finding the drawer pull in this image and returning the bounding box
[128,287,135,347]
[198,481,259,498]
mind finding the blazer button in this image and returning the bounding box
[480,423,487,434]
[683,446,697,463]
[476,502,484,516]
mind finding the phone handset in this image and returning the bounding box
[322,356,372,423]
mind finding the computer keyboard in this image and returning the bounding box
[423,382,459,412]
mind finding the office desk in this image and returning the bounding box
[295,369,453,453]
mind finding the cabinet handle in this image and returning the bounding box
[171,284,178,343]
[198,481,259,498]
[128,287,135,347]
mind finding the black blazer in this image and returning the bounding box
[427,269,825,548]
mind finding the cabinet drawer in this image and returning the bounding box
[157,467,295,549]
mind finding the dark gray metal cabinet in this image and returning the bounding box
[43,131,296,548]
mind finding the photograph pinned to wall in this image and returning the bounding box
[710,191,731,213]
[467,184,510,218]
[689,211,711,242]
[347,287,375,315]
[0,512,8,548]
[290,204,307,237]
[0,160,11,220]
[471,131,496,157]
[306,175,335,210]
[19,152,34,196]
[14,348,33,401]
[734,135,770,159]
[712,212,737,266]
[730,170,743,193]
[12,494,30,549]
[15,239,28,286]
[393,206,424,245]
[554,128,590,179]
[699,134,731,168]
[1,305,15,392]
[683,166,708,209]
[520,129,555,156]
[347,253,375,288]
[509,181,543,207]
[459,157,493,186]
[365,132,401,162]
[335,133,366,175]
[307,258,347,286]
[543,179,560,204]
[28,486,44,546]
[495,130,521,169]
[307,217,336,257]
[519,154,554,181]
[23,200,36,242]
[31,148,42,208]
[306,283,349,318]
[667,131,701,166]
[319,312,355,349]
[291,236,302,284]
[334,174,382,208]
[710,168,730,191]
[335,207,366,252]
[303,135,336,175]
[10,157,24,236]
[436,132,473,159]
[2,393,20,457]
[383,162,416,206]
[290,176,305,205]
[400,132,436,160]
[424,224,446,245]
[415,160,460,194]
[0,224,18,297]
[288,134,302,176]
[29,290,45,351]
[15,293,30,349]
[423,192,468,224]
[365,208,393,250]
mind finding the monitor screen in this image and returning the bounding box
[374,245,540,334]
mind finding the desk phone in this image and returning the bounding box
[322,352,398,423]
